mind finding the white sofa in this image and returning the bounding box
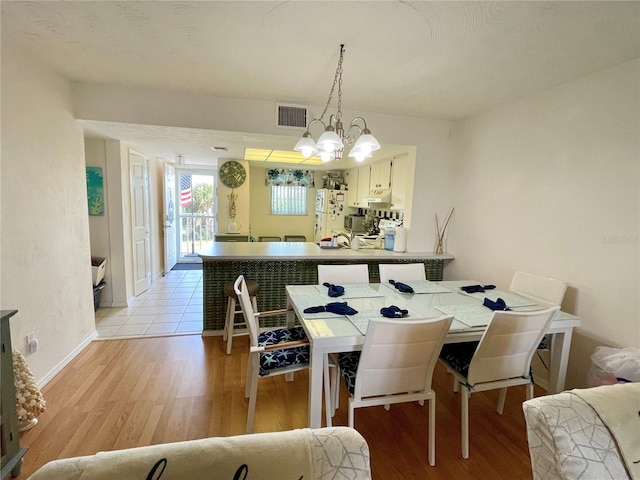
[523,388,632,480]
[29,427,371,480]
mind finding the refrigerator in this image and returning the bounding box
[314,189,347,242]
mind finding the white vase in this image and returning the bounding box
[227,219,241,233]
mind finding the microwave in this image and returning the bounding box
[344,215,366,232]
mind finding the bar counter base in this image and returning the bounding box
[202,259,445,332]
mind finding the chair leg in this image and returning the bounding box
[245,356,253,398]
[331,363,339,417]
[428,395,436,466]
[348,401,355,428]
[525,382,534,401]
[246,360,260,434]
[323,355,332,427]
[225,298,237,355]
[223,297,233,341]
[462,387,470,459]
[497,387,507,414]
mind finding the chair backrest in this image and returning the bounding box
[259,236,281,242]
[467,306,560,386]
[233,275,260,347]
[284,235,306,242]
[353,315,453,400]
[510,271,567,306]
[378,263,426,284]
[317,264,370,285]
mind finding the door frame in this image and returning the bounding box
[176,168,217,263]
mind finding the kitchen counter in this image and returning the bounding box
[198,241,454,261]
[197,242,454,332]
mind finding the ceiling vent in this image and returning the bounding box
[276,103,307,129]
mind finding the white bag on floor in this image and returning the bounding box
[587,346,640,387]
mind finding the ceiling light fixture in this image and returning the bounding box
[294,44,381,163]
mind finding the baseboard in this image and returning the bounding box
[37,330,98,389]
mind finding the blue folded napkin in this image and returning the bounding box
[460,284,496,294]
[303,302,358,315]
[303,305,326,313]
[380,305,409,318]
[326,302,358,315]
[389,279,415,293]
[483,297,510,311]
[323,282,345,297]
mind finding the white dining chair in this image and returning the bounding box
[509,271,567,306]
[331,315,453,466]
[317,263,370,416]
[510,271,568,351]
[317,264,370,285]
[439,306,560,459]
[233,275,310,433]
[378,263,426,284]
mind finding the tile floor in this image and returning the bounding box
[95,269,203,339]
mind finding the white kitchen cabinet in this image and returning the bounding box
[369,159,392,189]
[345,168,359,207]
[357,165,370,207]
[390,155,409,210]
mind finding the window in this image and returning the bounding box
[270,185,307,215]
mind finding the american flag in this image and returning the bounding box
[180,175,192,207]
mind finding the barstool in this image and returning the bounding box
[223,279,260,355]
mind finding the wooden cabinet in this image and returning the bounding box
[356,165,370,208]
[390,156,409,211]
[369,159,392,189]
[345,168,359,207]
[1,310,27,479]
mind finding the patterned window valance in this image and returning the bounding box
[265,168,315,187]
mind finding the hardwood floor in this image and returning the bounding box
[18,335,537,479]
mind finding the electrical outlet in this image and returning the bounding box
[26,332,35,351]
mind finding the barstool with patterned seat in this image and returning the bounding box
[223,279,260,355]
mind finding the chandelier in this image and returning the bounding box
[294,44,381,163]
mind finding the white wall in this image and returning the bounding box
[448,60,640,388]
[71,83,457,252]
[248,167,324,241]
[1,49,96,381]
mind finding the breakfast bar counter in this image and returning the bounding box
[198,242,453,332]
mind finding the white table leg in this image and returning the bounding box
[548,328,573,394]
[308,344,323,429]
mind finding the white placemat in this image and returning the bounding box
[382,280,452,294]
[288,292,348,319]
[459,289,538,307]
[434,304,494,327]
[315,284,383,299]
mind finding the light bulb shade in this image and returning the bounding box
[352,151,367,162]
[316,130,344,153]
[349,133,381,157]
[294,136,318,158]
[319,151,333,163]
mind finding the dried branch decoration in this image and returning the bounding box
[436,208,455,254]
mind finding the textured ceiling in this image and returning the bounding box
[3,1,639,167]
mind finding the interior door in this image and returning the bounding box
[163,163,177,273]
[130,152,151,296]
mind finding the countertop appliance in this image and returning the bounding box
[344,214,366,233]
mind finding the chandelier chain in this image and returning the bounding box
[319,44,345,123]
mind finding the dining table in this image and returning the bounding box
[285,280,582,429]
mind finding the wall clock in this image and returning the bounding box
[219,161,246,189]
